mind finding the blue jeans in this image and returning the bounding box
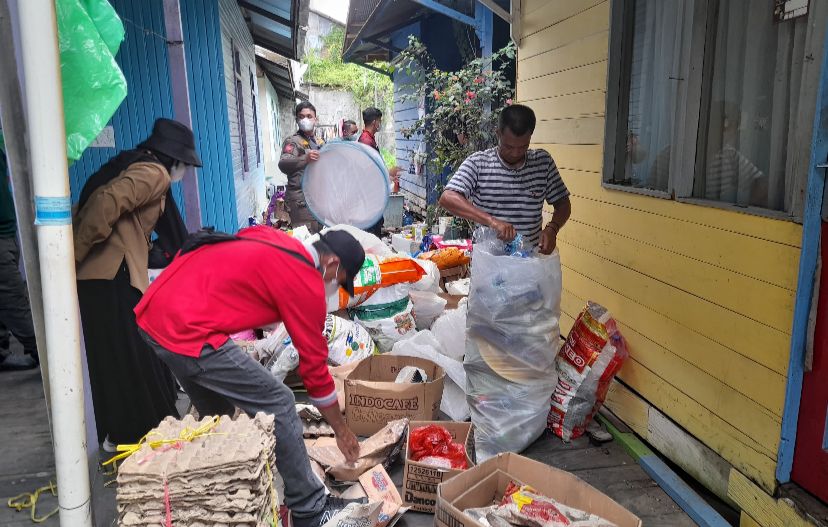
[140,329,327,517]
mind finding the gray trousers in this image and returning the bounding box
[0,237,36,358]
[139,329,327,517]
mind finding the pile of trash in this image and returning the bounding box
[464,481,618,527]
[115,414,278,527]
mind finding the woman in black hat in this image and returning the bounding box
[73,118,202,450]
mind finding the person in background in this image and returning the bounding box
[134,226,366,527]
[279,101,325,233]
[439,104,571,253]
[358,107,401,237]
[0,131,38,371]
[342,120,359,141]
[74,118,199,450]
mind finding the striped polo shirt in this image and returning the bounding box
[445,147,570,247]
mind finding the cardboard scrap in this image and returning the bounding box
[359,465,403,527]
[321,502,383,527]
[115,413,278,527]
[307,419,408,482]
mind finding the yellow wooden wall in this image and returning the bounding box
[516,0,803,493]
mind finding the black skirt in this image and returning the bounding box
[77,262,179,444]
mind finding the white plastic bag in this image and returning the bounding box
[390,330,469,421]
[431,305,467,362]
[318,224,392,257]
[324,315,378,366]
[445,278,470,296]
[411,259,441,293]
[409,290,447,330]
[465,227,562,459]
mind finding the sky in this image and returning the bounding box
[309,0,349,25]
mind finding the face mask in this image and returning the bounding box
[323,263,341,297]
[298,117,315,133]
[345,133,359,141]
[170,162,187,182]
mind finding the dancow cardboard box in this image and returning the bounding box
[402,421,474,514]
[345,355,445,436]
[436,453,642,527]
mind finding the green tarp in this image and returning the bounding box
[56,0,127,161]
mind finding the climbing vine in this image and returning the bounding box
[396,36,516,229]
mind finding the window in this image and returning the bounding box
[604,0,812,216]
[233,45,249,173]
[250,70,261,167]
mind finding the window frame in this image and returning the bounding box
[232,43,249,173]
[602,0,824,221]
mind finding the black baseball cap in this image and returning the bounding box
[317,230,365,296]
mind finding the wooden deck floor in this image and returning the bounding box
[1,345,697,526]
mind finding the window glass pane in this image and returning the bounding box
[695,1,805,210]
[620,0,693,192]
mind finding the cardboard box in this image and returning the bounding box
[436,452,642,527]
[345,355,445,436]
[402,421,475,514]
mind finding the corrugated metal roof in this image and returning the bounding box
[237,0,306,60]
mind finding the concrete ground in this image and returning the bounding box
[1,339,698,526]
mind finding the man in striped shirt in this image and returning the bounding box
[439,104,571,253]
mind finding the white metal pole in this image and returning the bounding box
[15,0,93,525]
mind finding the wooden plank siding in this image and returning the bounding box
[218,0,266,229]
[516,0,801,493]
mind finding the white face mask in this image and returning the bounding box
[170,162,187,182]
[298,117,315,133]
[345,133,359,141]
[323,263,341,298]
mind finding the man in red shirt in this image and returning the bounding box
[358,107,401,238]
[135,226,365,527]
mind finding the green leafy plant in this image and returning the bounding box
[303,28,393,117]
[396,36,515,230]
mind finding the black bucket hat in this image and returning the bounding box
[137,118,203,167]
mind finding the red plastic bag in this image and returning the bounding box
[409,425,468,469]
[548,302,629,441]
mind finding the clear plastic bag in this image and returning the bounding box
[465,227,562,459]
[465,343,556,461]
[466,227,562,382]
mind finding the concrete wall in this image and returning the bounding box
[304,85,360,141]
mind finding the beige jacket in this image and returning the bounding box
[74,162,171,293]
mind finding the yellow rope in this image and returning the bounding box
[102,415,222,466]
[7,481,59,523]
[266,456,278,527]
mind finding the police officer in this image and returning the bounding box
[278,101,325,233]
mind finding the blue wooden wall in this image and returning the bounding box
[180,0,237,231]
[68,0,238,233]
[390,15,474,214]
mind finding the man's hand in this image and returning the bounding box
[307,150,320,163]
[539,224,559,255]
[490,218,516,242]
[316,402,360,462]
[335,427,361,462]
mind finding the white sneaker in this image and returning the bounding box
[102,435,118,453]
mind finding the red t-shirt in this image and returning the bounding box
[358,129,378,151]
[134,226,336,407]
